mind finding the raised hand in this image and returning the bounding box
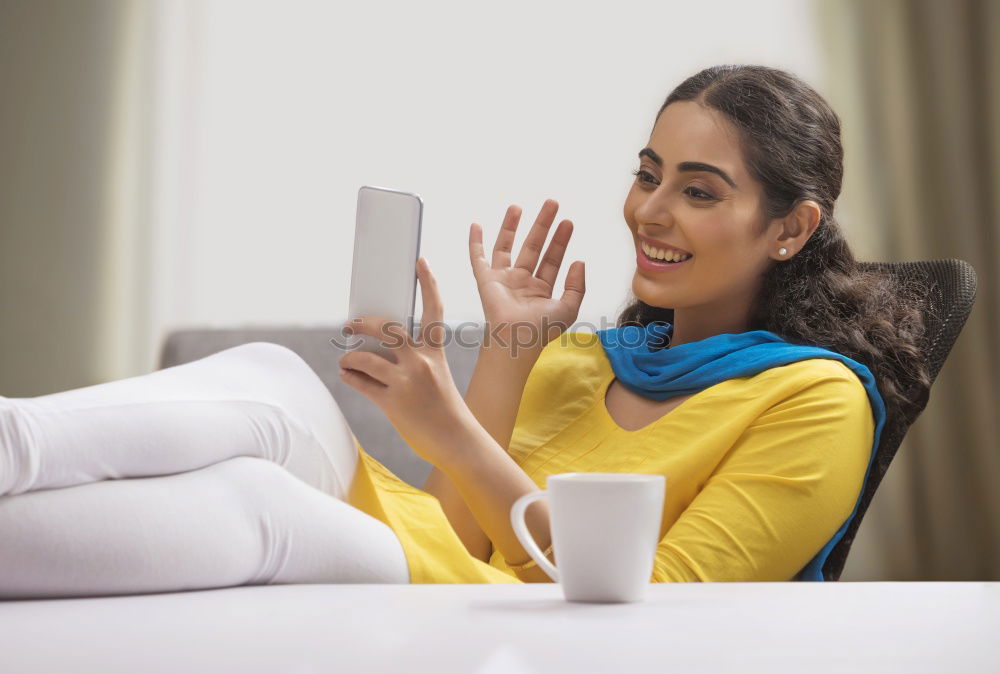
[469,199,586,351]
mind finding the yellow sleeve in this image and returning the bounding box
[508,332,605,461]
[652,369,875,582]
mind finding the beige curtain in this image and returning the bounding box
[819,0,1000,580]
[0,0,154,396]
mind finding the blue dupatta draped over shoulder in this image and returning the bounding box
[596,322,886,582]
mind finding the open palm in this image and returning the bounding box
[469,199,586,347]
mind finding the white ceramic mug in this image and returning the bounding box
[510,473,666,603]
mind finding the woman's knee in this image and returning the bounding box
[227,342,332,403]
[213,345,358,497]
[226,342,316,377]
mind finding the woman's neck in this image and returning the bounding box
[669,305,751,348]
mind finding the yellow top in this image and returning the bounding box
[346,331,874,583]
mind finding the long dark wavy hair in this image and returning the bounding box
[618,65,931,425]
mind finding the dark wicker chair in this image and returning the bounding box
[821,259,978,581]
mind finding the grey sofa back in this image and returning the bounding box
[159,323,484,488]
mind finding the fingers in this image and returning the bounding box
[344,316,416,353]
[534,219,573,288]
[339,351,395,387]
[469,223,489,278]
[338,366,385,401]
[491,204,522,268]
[559,260,586,314]
[513,199,559,274]
[416,257,446,347]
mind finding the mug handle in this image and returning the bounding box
[509,490,559,582]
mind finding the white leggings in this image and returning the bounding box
[0,342,411,599]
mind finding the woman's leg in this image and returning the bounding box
[0,456,410,599]
[0,342,358,499]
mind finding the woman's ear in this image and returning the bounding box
[771,200,821,260]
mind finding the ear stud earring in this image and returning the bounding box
[778,247,788,256]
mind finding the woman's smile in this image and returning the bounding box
[636,241,693,273]
[635,232,693,273]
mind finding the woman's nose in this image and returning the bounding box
[635,190,674,228]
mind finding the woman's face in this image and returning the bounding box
[623,100,778,318]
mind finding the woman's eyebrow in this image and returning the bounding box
[638,148,738,189]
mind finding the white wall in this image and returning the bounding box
[150,0,824,365]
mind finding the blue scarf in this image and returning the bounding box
[597,322,886,582]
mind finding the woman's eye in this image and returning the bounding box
[684,186,715,201]
[631,169,658,185]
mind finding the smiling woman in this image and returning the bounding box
[415,64,931,584]
[0,64,933,597]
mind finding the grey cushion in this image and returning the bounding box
[159,322,484,488]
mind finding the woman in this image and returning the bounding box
[0,65,929,597]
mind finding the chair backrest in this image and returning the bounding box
[821,259,978,580]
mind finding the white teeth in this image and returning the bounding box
[641,241,691,263]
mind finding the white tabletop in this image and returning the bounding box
[1,582,997,673]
